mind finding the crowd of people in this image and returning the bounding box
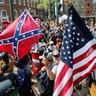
[0,17,96,96]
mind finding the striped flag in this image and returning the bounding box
[0,10,43,60]
[53,5,96,96]
[35,18,40,27]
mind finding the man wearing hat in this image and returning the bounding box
[48,41,56,52]
[52,49,60,63]
[39,52,58,80]
[38,52,58,96]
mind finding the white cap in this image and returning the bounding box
[52,49,59,56]
[39,52,53,61]
[49,41,54,45]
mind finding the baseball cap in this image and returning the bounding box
[49,41,54,45]
[52,49,59,56]
[0,52,9,61]
[39,52,53,61]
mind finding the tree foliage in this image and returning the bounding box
[36,0,55,11]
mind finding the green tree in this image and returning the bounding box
[36,0,55,18]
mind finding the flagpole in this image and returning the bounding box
[48,0,51,21]
[55,0,58,23]
[74,86,81,96]
[9,0,14,22]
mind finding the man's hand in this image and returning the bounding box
[41,66,46,71]
[42,58,49,66]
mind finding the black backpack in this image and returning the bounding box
[36,62,57,95]
[16,68,31,90]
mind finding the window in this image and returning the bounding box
[93,6,96,10]
[81,0,84,4]
[27,0,29,6]
[1,10,9,22]
[29,0,31,7]
[0,0,4,4]
[87,11,89,13]
[31,1,32,7]
[1,10,7,17]
[81,6,84,10]
[34,2,35,7]
[14,9,18,19]
[93,0,96,4]
[19,10,22,15]
[18,0,21,5]
[24,9,27,11]
[13,0,16,4]
[23,0,25,6]
[87,4,90,7]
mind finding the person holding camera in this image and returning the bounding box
[36,52,58,96]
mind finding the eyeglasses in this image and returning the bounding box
[53,54,59,58]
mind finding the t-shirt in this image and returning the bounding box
[51,63,58,74]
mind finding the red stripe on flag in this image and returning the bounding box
[73,44,96,64]
[73,56,96,75]
[35,18,39,27]
[54,64,69,91]
[74,64,96,85]
[58,73,73,96]
[53,63,73,96]
[73,42,96,85]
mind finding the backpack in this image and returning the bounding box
[16,68,31,90]
[36,62,57,95]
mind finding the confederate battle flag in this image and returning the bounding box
[0,10,43,60]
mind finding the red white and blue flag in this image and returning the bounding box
[0,10,43,60]
[53,5,96,96]
[35,18,40,27]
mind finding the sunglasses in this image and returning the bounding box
[53,54,59,58]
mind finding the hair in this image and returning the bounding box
[15,54,29,69]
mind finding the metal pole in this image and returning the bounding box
[9,0,14,22]
[55,0,58,23]
[63,0,65,14]
[48,0,51,21]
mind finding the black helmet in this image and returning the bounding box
[0,52,9,62]
[15,54,29,69]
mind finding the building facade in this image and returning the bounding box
[59,0,96,17]
[71,0,91,16]
[0,0,37,22]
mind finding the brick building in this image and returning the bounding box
[71,0,91,16]
[0,0,37,22]
[93,0,96,16]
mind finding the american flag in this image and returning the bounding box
[53,5,96,96]
[0,10,43,60]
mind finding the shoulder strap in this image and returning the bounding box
[49,62,57,69]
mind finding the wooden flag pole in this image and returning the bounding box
[74,86,81,96]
